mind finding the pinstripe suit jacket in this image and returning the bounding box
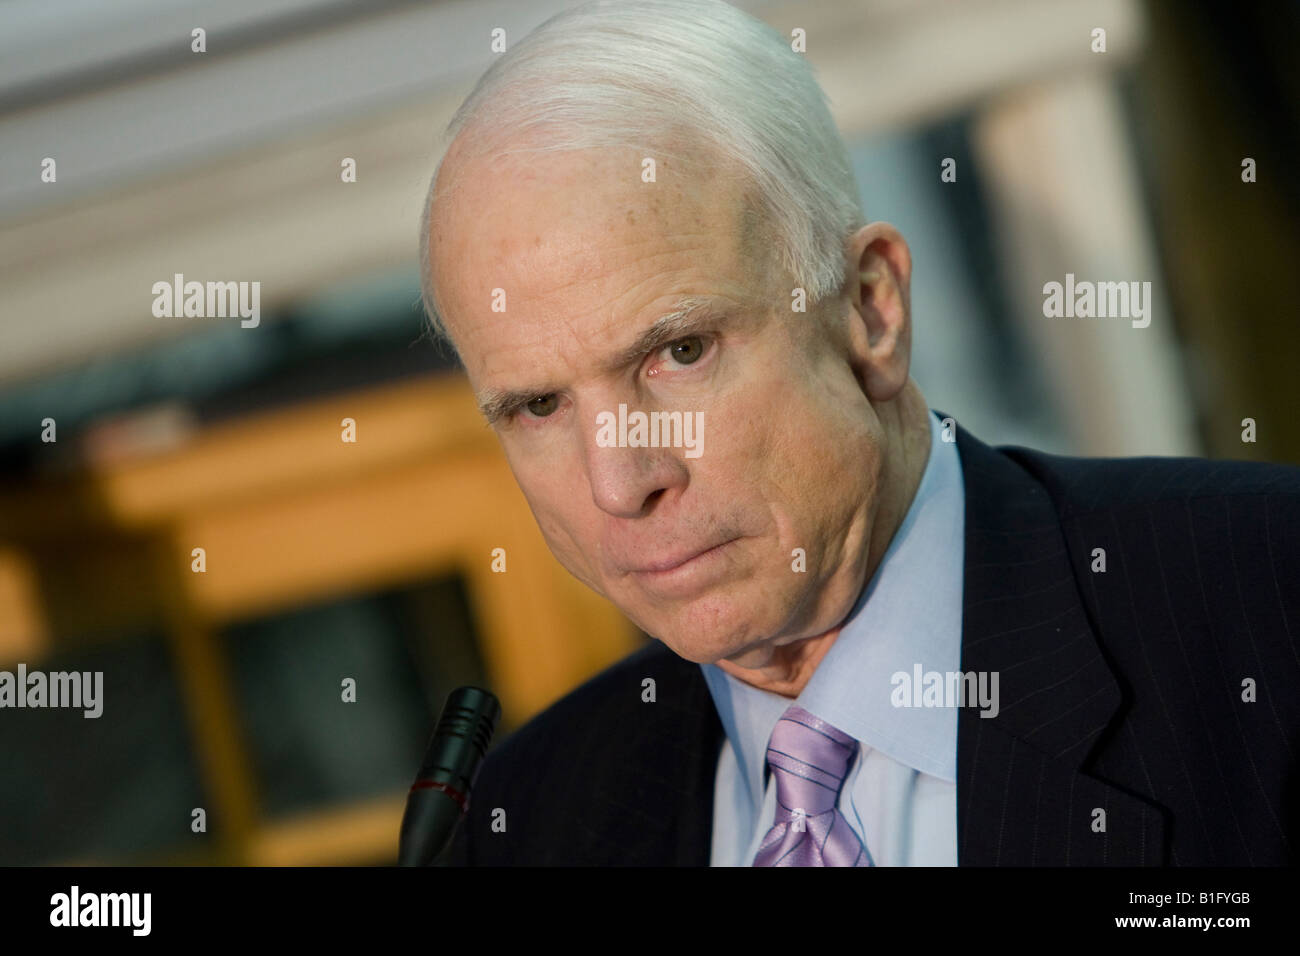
[444,414,1300,865]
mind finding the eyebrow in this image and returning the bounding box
[475,296,732,426]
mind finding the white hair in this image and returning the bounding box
[418,0,864,349]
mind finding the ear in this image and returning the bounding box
[842,222,913,401]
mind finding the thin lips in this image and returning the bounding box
[631,538,732,574]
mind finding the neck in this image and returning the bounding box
[716,380,933,697]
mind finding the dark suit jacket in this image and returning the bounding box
[443,413,1300,865]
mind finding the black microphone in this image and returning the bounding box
[398,685,501,866]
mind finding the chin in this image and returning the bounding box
[639,604,768,666]
[648,631,731,665]
[613,566,793,662]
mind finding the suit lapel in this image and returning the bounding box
[570,641,723,865]
[947,413,1166,864]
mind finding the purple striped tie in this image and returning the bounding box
[752,704,871,866]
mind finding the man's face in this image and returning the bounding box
[430,142,886,667]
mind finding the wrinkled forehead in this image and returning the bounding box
[428,139,773,361]
[432,135,754,255]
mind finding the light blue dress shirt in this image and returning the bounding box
[701,408,964,866]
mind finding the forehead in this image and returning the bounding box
[428,142,764,369]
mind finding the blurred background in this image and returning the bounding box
[0,0,1297,865]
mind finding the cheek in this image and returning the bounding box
[529,500,612,599]
[537,496,591,558]
[510,461,595,564]
[767,399,878,550]
[748,391,857,500]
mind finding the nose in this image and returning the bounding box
[582,406,689,518]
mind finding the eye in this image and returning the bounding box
[660,335,708,367]
[522,394,559,418]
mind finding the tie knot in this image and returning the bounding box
[764,704,858,817]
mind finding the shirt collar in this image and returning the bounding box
[701,408,964,812]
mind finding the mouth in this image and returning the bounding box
[628,537,740,592]
[635,541,730,573]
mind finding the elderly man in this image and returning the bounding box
[420,0,1299,866]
